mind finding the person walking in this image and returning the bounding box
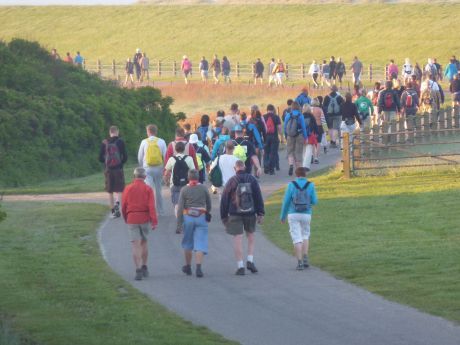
[220,160,265,275]
[311,98,327,159]
[268,58,277,87]
[99,126,128,219]
[336,57,346,88]
[280,167,317,270]
[308,60,320,88]
[350,56,363,86]
[74,51,83,68]
[121,167,158,280]
[164,127,199,169]
[354,90,374,132]
[210,140,239,186]
[133,48,143,82]
[387,59,399,80]
[140,52,150,82]
[273,59,286,86]
[163,142,196,233]
[63,52,73,64]
[233,125,262,176]
[124,58,135,87]
[444,59,459,82]
[199,56,209,83]
[211,127,231,160]
[223,103,241,132]
[254,58,264,85]
[402,58,413,82]
[138,124,167,216]
[295,87,312,108]
[263,104,282,175]
[222,56,231,84]
[301,104,319,171]
[322,85,344,148]
[340,92,362,147]
[400,81,420,133]
[284,102,308,176]
[181,55,192,84]
[320,59,331,87]
[211,54,221,84]
[189,133,211,184]
[329,56,337,85]
[378,80,401,123]
[177,169,212,278]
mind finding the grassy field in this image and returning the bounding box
[0,3,459,66]
[263,167,460,323]
[0,202,235,345]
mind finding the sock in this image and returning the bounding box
[237,261,244,269]
[247,255,254,263]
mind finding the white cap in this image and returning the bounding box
[188,133,199,144]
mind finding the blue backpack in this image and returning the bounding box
[292,181,311,212]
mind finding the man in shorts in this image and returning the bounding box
[122,167,158,281]
[283,102,308,176]
[99,125,128,218]
[322,85,344,148]
[220,160,265,275]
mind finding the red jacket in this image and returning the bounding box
[164,137,199,170]
[122,179,158,227]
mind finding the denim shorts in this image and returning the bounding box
[182,215,209,254]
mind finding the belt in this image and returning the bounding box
[183,208,207,215]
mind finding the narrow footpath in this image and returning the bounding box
[98,150,460,345]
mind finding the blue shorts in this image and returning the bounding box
[182,215,208,254]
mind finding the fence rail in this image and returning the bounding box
[79,59,390,84]
[342,107,460,177]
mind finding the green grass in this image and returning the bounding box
[0,4,459,65]
[2,163,137,195]
[263,167,460,323]
[0,202,235,345]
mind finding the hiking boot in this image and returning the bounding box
[288,165,294,176]
[269,170,275,175]
[246,261,258,273]
[196,265,203,278]
[235,267,245,276]
[141,265,149,278]
[264,168,270,174]
[303,255,309,268]
[135,269,143,281]
[182,265,192,276]
[296,261,304,271]
[176,225,183,234]
[113,202,121,218]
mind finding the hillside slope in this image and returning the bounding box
[0,39,179,187]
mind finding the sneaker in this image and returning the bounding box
[182,265,192,276]
[196,266,203,278]
[113,202,121,218]
[324,147,328,154]
[296,262,304,271]
[246,261,258,273]
[314,159,319,164]
[135,268,143,281]
[269,170,275,175]
[176,225,183,234]
[264,168,270,174]
[141,265,149,278]
[303,256,310,268]
[235,267,245,276]
[110,209,117,219]
[288,165,294,176]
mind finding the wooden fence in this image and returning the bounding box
[79,59,390,84]
[342,106,460,177]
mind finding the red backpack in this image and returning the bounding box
[405,91,415,108]
[266,115,275,135]
[384,92,394,109]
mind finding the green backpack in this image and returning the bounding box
[209,156,223,187]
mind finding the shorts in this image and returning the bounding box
[201,70,208,78]
[182,215,208,254]
[104,169,125,193]
[183,70,191,77]
[326,115,341,131]
[286,135,304,162]
[213,70,221,78]
[223,70,230,77]
[383,111,397,122]
[128,223,149,242]
[171,185,183,205]
[323,73,330,79]
[225,214,256,236]
[287,213,311,244]
[255,72,263,78]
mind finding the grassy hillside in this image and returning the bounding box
[0,39,180,187]
[0,4,459,66]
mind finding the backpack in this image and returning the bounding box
[172,155,189,187]
[209,156,223,187]
[198,126,209,145]
[105,140,121,169]
[405,91,416,108]
[196,145,206,171]
[292,181,311,212]
[286,113,300,137]
[327,94,340,115]
[145,138,163,166]
[384,91,394,109]
[235,176,255,214]
[358,100,369,114]
[216,142,226,157]
[183,59,191,71]
[233,140,248,162]
[266,114,276,135]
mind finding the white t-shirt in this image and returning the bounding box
[211,154,238,186]
[164,154,195,186]
[223,114,240,131]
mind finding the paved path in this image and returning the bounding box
[97,150,460,345]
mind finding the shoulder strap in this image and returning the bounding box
[292,181,310,191]
[291,181,300,190]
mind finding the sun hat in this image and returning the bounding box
[188,133,199,144]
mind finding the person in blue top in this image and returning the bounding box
[444,58,459,82]
[74,51,83,68]
[239,113,264,152]
[283,102,309,176]
[295,87,312,108]
[211,127,231,160]
[280,167,317,270]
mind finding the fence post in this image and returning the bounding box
[251,63,255,81]
[446,107,453,129]
[439,109,446,131]
[423,113,430,133]
[236,62,240,78]
[97,59,101,76]
[157,60,161,77]
[173,61,177,77]
[454,105,460,128]
[353,135,361,170]
[112,59,116,77]
[384,64,388,80]
[286,63,289,79]
[301,64,305,79]
[369,64,372,82]
[342,132,351,179]
[398,117,405,143]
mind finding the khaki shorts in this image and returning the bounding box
[225,214,256,236]
[128,223,149,242]
[287,135,304,162]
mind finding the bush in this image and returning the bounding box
[0,39,179,187]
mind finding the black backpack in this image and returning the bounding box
[172,155,189,187]
[235,175,255,214]
[292,181,311,212]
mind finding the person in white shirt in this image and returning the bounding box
[210,140,238,186]
[223,103,241,132]
[138,124,167,215]
[402,58,413,82]
[308,60,320,88]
